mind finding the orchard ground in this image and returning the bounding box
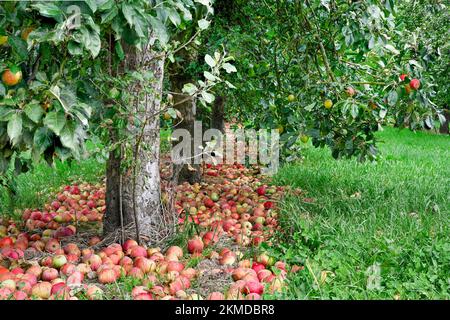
[1,127,449,299]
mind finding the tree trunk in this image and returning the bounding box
[171,75,202,184]
[104,147,122,233]
[211,95,225,133]
[439,108,449,135]
[172,92,202,184]
[104,44,169,245]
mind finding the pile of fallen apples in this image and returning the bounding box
[0,164,302,300]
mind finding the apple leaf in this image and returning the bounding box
[7,113,22,145]
[43,111,66,136]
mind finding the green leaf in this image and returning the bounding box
[198,19,210,30]
[8,36,28,61]
[84,0,97,13]
[33,127,53,155]
[425,116,433,129]
[79,26,101,58]
[68,41,83,56]
[0,83,5,97]
[122,3,135,27]
[167,108,177,118]
[201,91,215,104]
[43,111,66,136]
[35,72,47,82]
[149,16,169,45]
[168,8,181,26]
[0,107,15,121]
[205,54,216,68]
[97,0,114,11]
[115,41,125,60]
[59,124,77,151]
[222,63,237,73]
[175,2,192,21]
[195,0,211,6]
[182,83,197,95]
[101,4,118,23]
[350,104,359,119]
[387,90,398,106]
[24,103,44,123]
[32,3,64,22]
[385,44,399,55]
[408,59,423,69]
[225,81,236,89]
[7,113,22,144]
[204,71,216,81]
[49,85,77,113]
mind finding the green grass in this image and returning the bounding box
[1,127,448,299]
[269,128,450,299]
[0,158,103,217]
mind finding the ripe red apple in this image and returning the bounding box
[42,268,59,281]
[63,243,80,256]
[187,237,204,254]
[86,285,103,300]
[180,268,197,280]
[88,236,101,246]
[252,262,265,273]
[97,268,117,284]
[134,257,155,274]
[410,78,420,90]
[345,86,356,97]
[202,231,219,246]
[88,254,102,271]
[13,290,28,300]
[51,201,61,210]
[219,251,236,266]
[50,282,68,296]
[123,239,138,252]
[243,280,264,295]
[131,286,148,298]
[129,245,148,258]
[11,267,24,275]
[129,267,144,280]
[60,263,77,276]
[257,269,273,282]
[0,236,14,248]
[66,271,84,285]
[87,200,96,209]
[0,288,13,300]
[26,266,42,279]
[167,261,184,273]
[32,282,52,299]
[256,186,266,196]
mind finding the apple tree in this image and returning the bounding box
[0,0,224,244]
[204,0,446,161]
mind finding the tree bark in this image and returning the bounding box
[104,147,122,234]
[172,94,202,184]
[104,44,168,244]
[171,75,202,184]
[211,95,225,133]
[439,108,449,135]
